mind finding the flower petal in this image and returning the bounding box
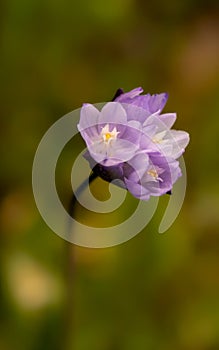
[164,130,190,158]
[147,93,168,113]
[143,113,176,132]
[115,87,143,101]
[122,103,151,123]
[125,178,150,200]
[104,139,139,166]
[99,102,127,126]
[159,113,176,129]
[127,152,150,181]
[78,103,100,130]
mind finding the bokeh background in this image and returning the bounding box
[1,0,219,349]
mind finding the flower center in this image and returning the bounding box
[147,169,158,178]
[152,131,166,144]
[152,137,162,144]
[147,168,163,182]
[105,133,112,141]
[101,124,119,144]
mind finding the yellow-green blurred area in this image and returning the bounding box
[1,0,219,349]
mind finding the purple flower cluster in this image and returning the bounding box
[78,87,189,200]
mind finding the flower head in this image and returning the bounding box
[78,102,146,166]
[78,87,190,200]
[124,152,181,201]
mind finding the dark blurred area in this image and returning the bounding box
[1,0,219,349]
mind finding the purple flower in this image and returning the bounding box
[124,152,181,200]
[114,87,189,159]
[115,87,168,115]
[78,87,190,200]
[78,102,148,167]
[141,112,190,159]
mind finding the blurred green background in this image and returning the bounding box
[1,0,219,349]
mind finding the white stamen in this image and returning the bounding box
[101,124,119,144]
[152,131,166,144]
[147,167,163,182]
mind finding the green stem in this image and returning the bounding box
[62,172,98,349]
